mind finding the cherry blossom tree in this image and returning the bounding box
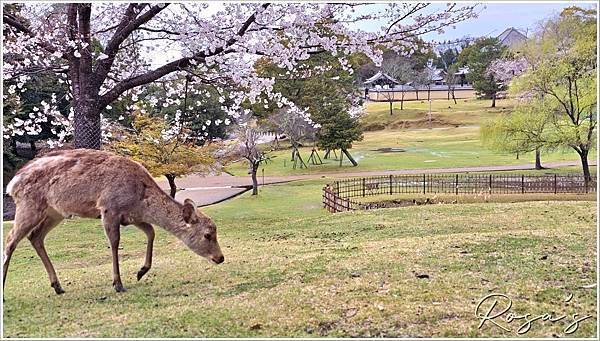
[3,2,478,149]
[486,57,529,86]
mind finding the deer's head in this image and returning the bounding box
[181,199,224,264]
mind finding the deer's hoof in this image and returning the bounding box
[51,282,65,295]
[113,282,127,293]
[137,266,150,281]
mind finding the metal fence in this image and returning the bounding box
[323,173,597,213]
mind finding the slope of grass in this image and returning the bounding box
[2,180,597,338]
[361,98,515,131]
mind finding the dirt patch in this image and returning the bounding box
[371,147,406,153]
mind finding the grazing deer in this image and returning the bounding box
[4,149,224,294]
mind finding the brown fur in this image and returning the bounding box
[4,149,224,294]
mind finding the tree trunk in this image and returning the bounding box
[29,140,37,155]
[415,89,419,100]
[427,88,431,101]
[451,89,457,104]
[534,149,543,170]
[389,101,393,115]
[73,99,102,149]
[342,149,358,167]
[576,148,591,190]
[251,163,259,195]
[324,149,330,159]
[400,95,404,111]
[165,174,177,198]
[491,93,496,108]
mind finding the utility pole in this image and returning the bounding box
[428,99,432,129]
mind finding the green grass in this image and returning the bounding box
[225,99,596,176]
[361,98,515,131]
[2,180,597,337]
[226,127,595,176]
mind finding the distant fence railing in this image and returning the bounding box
[322,173,597,213]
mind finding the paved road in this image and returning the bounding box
[157,160,596,207]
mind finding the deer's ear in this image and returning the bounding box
[182,199,197,223]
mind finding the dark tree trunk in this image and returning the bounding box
[415,89,419,100]
[251,163,259,195]
[324,149,331,159]
[400,96,404,110]
[451,89,457,104]
[29,141,36,154]
[576,148,591,190]
[165,174,177,198]
[73,103,102,149]
[491,93,496,108]
[534,149,543,170]
[342,149,358,167]
[10,139,17,156]
[389,101,393,115]
[427,88,431,101]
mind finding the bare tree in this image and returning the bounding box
[235,124,269,195]
[446,65,459,104]
[269,107,316,169]
[380,56,415,113]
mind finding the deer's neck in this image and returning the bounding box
[141,187,191,240]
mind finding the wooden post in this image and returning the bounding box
[423,174,426,194]
[362,178,366,197]
[554,174,557,194]
[455,174,459,195]
[521,174,525,194]
[389,175,393,195]
[489,174,492,194]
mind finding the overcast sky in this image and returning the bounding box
[423,2,597,41]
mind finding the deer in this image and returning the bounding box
[3,148,224,295]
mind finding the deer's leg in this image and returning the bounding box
[134,223,154,281]
[27,214,64,294]
[3,205,45,290]
[102,212,126,293]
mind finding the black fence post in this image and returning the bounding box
[554,174,557,194]
[489,174,492,194]
[423,174,426,194]
[389,175,393,195]
[455,174,459,195]
[362,178,366,197]
[521,175,525,194]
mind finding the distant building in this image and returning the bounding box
[363,71,400,89]
[425,61,447,86]
[497,27,527,48]
[455,66,470,86]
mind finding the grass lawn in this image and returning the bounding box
[225,99,596,176]
[2,180,597,337]
[361,98,515,131]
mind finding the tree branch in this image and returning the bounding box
[98,3,270,108]
[94,4,169,87]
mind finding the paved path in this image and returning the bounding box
[157,160,596,207]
